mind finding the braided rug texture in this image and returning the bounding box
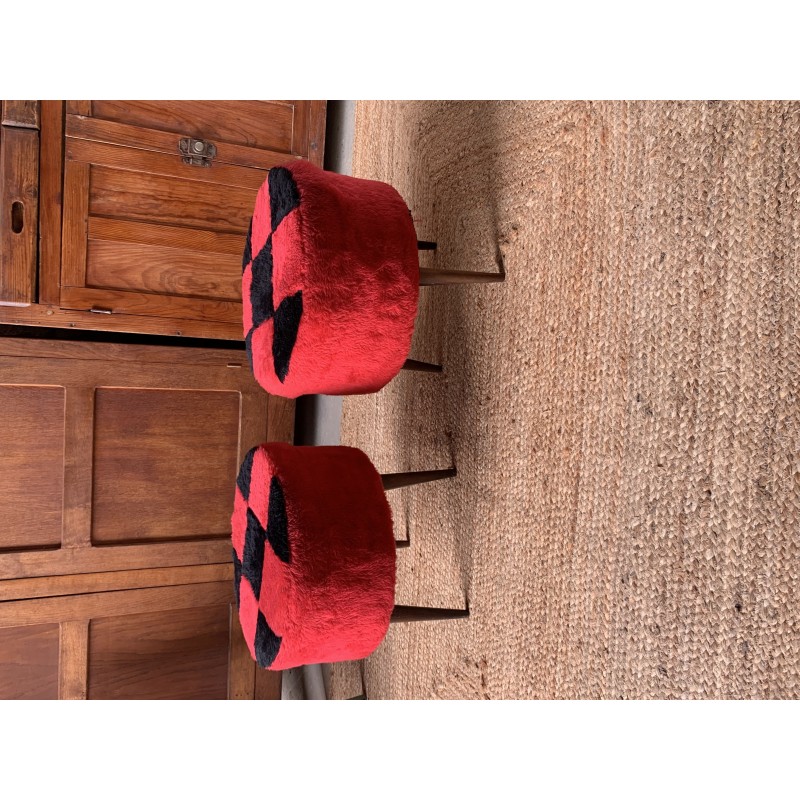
[330,101,799,699]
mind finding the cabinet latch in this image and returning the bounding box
[179,137,217,167]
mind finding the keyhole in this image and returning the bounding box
[11,201,23,234]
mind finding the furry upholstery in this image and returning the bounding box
[231,443,397,670]
[242,160,420,398]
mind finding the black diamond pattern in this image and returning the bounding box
[268,166,301,232]
[255,611,282,669]
[236,446,256,501]
[245,167,304,383]
[242,508,266,600]
[266,476,291,563]
[233,464,291,669]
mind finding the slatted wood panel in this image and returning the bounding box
[69,138,266,190]
[87,164,256,230]
[66,115,295,172]
[57,101,326,331]
[82,101,299,156]
[86,240,241,301]
[0,100,325,339]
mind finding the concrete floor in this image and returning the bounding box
[281,101,355,700]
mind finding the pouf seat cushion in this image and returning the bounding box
[242,160,420,398]
[231,442,396,670]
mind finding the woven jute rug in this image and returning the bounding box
[329,101,799,699]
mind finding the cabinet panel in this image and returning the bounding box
[88,603,230,700]
[0,580,266,699]
[69,137,265,189]
[0,100,325,339]
[88,216,245,256]
[88,164,255,234]
[0,126,39,306]
[87,100,298,156]
[0,337,282,580]
[0,623,59,699]
[86,239,241,301]
[66,115,297,172]
[57,101,325,329]
[92,387,241,544]
[0,385,65,549]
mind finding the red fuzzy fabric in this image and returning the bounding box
[243,160,420,397]
[231,443,396,671]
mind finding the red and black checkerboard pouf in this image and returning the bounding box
[231,442,396,670]
[241,160,420,399]
[232,162,492,674]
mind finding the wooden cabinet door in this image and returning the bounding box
[0,336,292,699]
[57,101,325,329]
[0,576,279,699]
[0,337,293,581]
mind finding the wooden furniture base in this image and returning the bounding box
[0,336,294,699]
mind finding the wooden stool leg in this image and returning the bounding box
[391,605,470,623]
[402,358,443,373]
[381,467,456,490]
[419,268,505,285]
[347,661,368,699]
[417,240,437,250]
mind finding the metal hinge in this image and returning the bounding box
[179,137,217,167]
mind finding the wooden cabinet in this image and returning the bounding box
[0,100,326,339]
[0,337,293,698]
[0,580,239,700]
[0,99,319,698]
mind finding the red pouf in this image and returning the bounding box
[242,160,420,398]
[231,442,396,670]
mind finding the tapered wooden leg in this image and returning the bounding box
[402,358,443,373]
[419,268,505,285]
[391,605,470,623]
[348,660,368,699]
[417,240,437,250]
[381,467,456,490]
